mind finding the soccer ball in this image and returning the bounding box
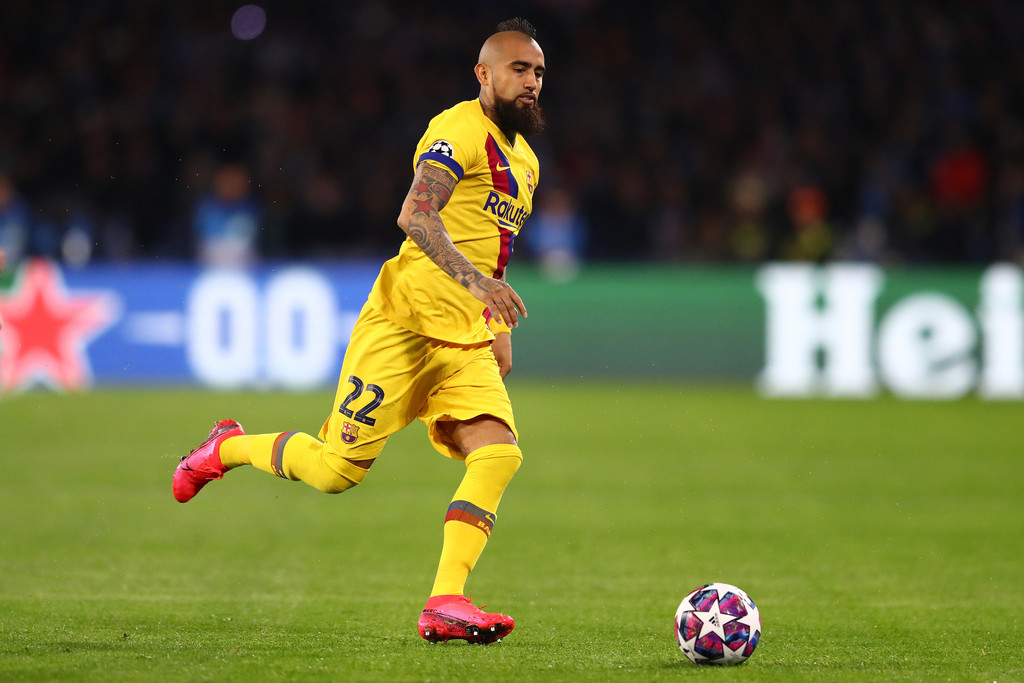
[674,582,761,665]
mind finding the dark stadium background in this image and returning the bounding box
[3,0,1023,266]
[3,5,1024,680]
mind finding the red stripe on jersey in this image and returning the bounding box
[492,227,515,280]
[485,134,518,197]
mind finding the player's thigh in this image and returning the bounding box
[319,307,435,467]
[421,342,518,459]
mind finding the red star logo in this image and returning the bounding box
[0,260,119,392]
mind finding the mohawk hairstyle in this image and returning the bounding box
[495,17,537,39]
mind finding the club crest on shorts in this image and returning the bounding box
[341,421,360,444]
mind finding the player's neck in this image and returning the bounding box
[477,97,518,147]
[499,129,518,146]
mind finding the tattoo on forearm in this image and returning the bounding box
[404,163,487,289]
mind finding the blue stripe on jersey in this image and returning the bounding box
[418,152,464,179]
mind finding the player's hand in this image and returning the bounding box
[491,331,512,378]
[469,276,527,328]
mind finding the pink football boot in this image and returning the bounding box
[418,595,515,644]
[172,419,244,503]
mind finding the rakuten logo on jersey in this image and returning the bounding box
[482,191,529,229]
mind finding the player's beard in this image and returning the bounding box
[493,94,546,137]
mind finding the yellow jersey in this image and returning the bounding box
[367,99,540,344]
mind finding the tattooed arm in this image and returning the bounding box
[396,162,528,327]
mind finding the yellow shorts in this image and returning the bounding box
[317,304,517,474]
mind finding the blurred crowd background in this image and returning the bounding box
[3,0,1024,270]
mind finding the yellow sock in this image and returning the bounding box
[430,444,522,597]
[219,431,360,494]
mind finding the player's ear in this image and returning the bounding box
[474,62,489,86]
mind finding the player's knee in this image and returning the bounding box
[504,447,523,472]
[317,471,361,494]
[314,445,375,494]
[450,417,517,458]
[508,453,523,480]
[313,460,365,494]
[466,444,522,483]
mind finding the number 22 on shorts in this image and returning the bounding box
[338,375,385,426]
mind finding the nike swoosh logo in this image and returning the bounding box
[495,164,511,171]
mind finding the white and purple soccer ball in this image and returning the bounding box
[674,582,761,665]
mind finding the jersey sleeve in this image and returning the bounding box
[415,113,482,181]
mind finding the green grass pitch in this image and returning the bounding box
[1,382,1022,681]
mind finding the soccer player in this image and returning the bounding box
[172,18,546,644]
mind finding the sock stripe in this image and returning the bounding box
[271,431,297,479]
[445,499,496,536]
